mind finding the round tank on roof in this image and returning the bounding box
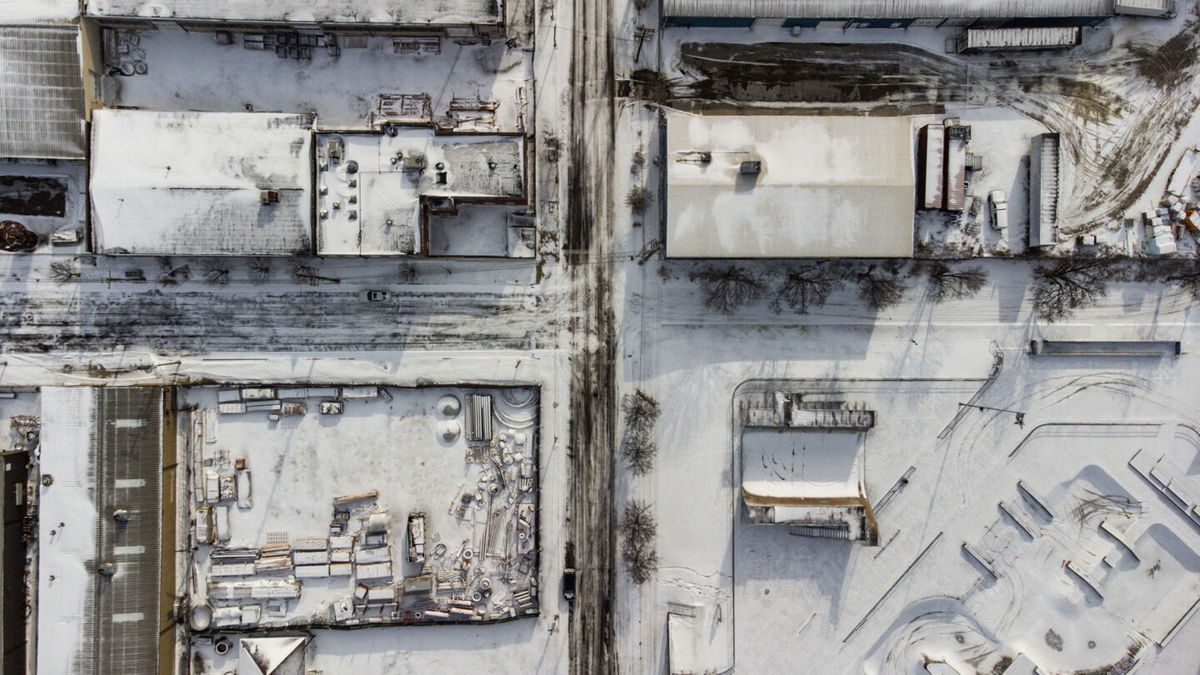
[438,420,461,442]
[437,395,461,417]
[190,604,212,631]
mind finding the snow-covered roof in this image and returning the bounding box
[741,428,864,502]
[90,110,314,256]
[85,0,502,25]
[38,387,165,675]
[239,636,309,675]
[316,130,525,255]
[665,114,915,258]
[0,26,85,159]
[0,0,79,23]
[662,0,1115,18]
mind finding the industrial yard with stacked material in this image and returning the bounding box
[4,0,1200,674]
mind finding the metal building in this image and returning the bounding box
[89,110,315,256]
[955,26,1081,52]
[0,26,86,159]
[1029,133,1060,248]
[664,113,916,258]
[663,0,1117,28]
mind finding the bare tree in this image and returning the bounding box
[49,260,80,284]
[855,263,906,311]
[922,261,987,303]
[201,259,231,285]
[626,185,652,213]
[622,390,659,434]
[772,264,845,314]
[1031,258,1126,322]
[250,257,272,284]
[292,263,340,286]
[621,390,660,475]
[1164,259,1200,302]
[621,500,657,584]
[691,265,766,314]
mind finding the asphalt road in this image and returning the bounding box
[564,0,619,671]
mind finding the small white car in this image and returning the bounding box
[988,190,1009,232]
[361,289,389,302]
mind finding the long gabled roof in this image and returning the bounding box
[663,0,1115,18]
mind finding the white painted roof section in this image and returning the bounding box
[0,0,80,23]
[85,0,502,25]
[90,110,314,255]
[37,387,97,675]
[665,114,915,258]
[741,428,863,501]
[662,0,1115,18]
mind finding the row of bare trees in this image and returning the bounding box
[620,501,656,585]
[620,390,660,475]
[689,260,988,315]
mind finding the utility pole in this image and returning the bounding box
[633,26,654,63]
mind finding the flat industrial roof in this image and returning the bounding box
[665,114,915,258]
[38,387,164,675]
[85,0,502,25]
[90,110,314,256]
[0,0,79,23]
[316,130,525,255]
[0,26,85,159]
[662,0,1115,18]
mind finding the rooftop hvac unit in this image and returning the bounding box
[946,124,971,142]
[739,160,762,175]
[966,153,983,172]
[260,189,280,204]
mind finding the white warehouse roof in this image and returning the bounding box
[85,0,502,25]
[662,0,1115,18]
[665,114,915,258]
[90,110,314,256]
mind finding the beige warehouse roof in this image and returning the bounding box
[665,114,915,258]
[662,0,1115,18]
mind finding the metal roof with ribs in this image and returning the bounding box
[0,26,85,159]
[662,0,1116,18]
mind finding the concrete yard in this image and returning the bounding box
[180,384,540,640]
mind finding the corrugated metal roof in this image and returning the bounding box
[0,26,85,160]
[86,0,502,24]
[662,0,1116,18]
[963,26,1079,49]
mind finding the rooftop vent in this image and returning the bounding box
[739,160,762,175]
